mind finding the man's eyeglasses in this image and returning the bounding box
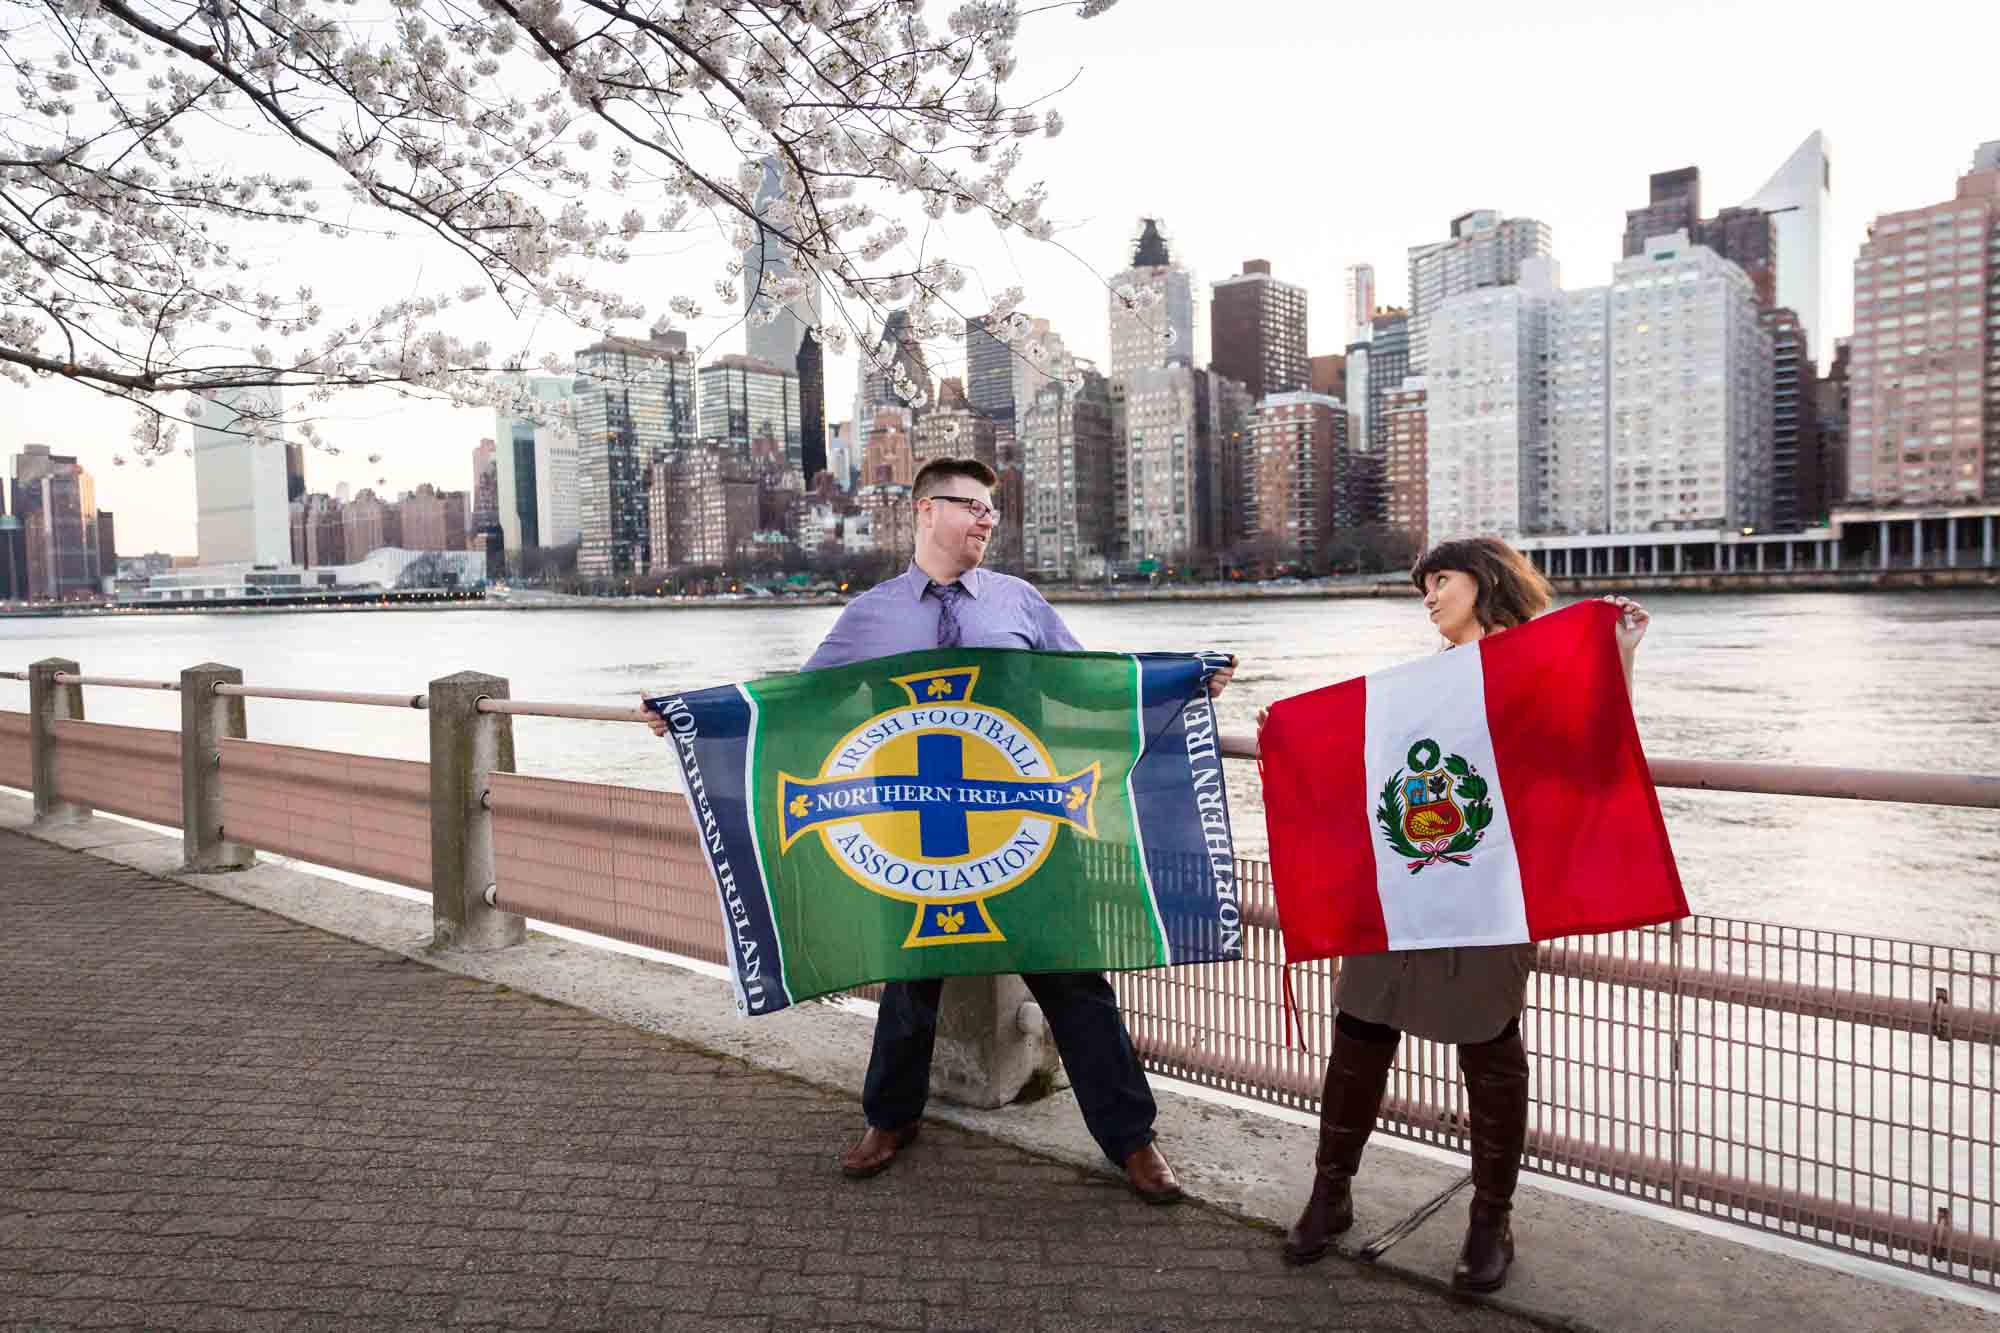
[925,494,1001,522]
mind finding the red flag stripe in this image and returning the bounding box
[1260,675,1386,958]
[1481,602,1688,940]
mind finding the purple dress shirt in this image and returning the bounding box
[802,563,1083,671]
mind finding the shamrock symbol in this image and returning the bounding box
[926,678,952,698]
[1065,785,1086,812]
[935,907,966,934]
[788,793,810,818]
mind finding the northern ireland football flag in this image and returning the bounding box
[1260,600,1687,959]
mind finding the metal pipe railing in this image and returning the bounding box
[52,673,179,691]
[476,698,654,723]
[1219,732,2000,810]
[10,672,1998,808]
[211,683,429,709]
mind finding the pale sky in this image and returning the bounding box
[4,0,1996,556]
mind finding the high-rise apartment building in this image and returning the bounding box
[1545,284,1611,535]
[1363,310,1411,453]
[1407,210,1553,374]
[1383,379,1429,548]
[699,354,802,457]
[1020,362,1117,580]
[284,444,306,503]
[1765,307,1825,529]
[1345,264,1377,343]
[193,386,292,567]
[1847,145,2000,506]
[1107,219,1195,380]
[646,445,757,572]
[1426,273,1556,541]
[1209,260,1308,403]
[1242,391,1341,560]
[342,489,401,557]
[1113,364,1237,566]
[574,331,697,578]
[494,374,581,558]
[1602,237,1773,532]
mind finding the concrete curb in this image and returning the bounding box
[3,792,1993,1332]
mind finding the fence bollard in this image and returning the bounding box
[28,658,88,827]
[929,975,1061,1109]
[181,663,254,872]
[428,671,524,951]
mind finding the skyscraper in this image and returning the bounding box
[193,386,292,567]
[1846,144,2000,506]
[493,374,579,558]
[1344,264,1377,343]
[742,158,822,356]
[1209,260,1308,403]
[1765,306,1824,530]
[853,309,932,458]
[574,331,697,578]
[796,328,826,485]
[1406,210,1552,375]
[9,445,100,600]
[1743,130,1834,365]
[1021,361,1117,580]
[1107,219,1195,380]
[470,438,499,547]
[1426,273,1556,541]
[698,354,802,457]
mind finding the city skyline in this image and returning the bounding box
[1,0,1994,553]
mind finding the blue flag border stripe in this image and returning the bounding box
[1123,654,1172,966]
[737,683,790,993]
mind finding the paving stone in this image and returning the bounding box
[0,830,1532,1332]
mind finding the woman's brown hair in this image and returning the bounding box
[1410,536,1552,633]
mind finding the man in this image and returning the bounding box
[653,455,1231,1204]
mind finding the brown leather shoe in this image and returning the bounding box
[1123,1143,1184,1205]
[839,1122,920,1179]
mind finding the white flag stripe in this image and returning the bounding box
[1363,644,1530,949]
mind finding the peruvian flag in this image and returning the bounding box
[1260,600,1688,959]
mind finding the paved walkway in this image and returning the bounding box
[0,830,1533,1332]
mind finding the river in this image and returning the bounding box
[3,589,1996,951]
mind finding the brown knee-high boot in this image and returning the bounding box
[1453,1026,1529,1292]
[1282,1026,1399,1265]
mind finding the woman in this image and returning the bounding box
[1258,536,1649,1293]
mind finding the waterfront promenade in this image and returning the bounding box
[0,824,1525,1332]
[3,796,1993,1332]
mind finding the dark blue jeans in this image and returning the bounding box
[862,973,1158,1165]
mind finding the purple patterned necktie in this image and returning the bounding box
[927,580,965,648]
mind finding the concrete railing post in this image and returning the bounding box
[428,671,524,951]
[181,663,254,872]
[929,975,1062,1109]
[28,657,88,826]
